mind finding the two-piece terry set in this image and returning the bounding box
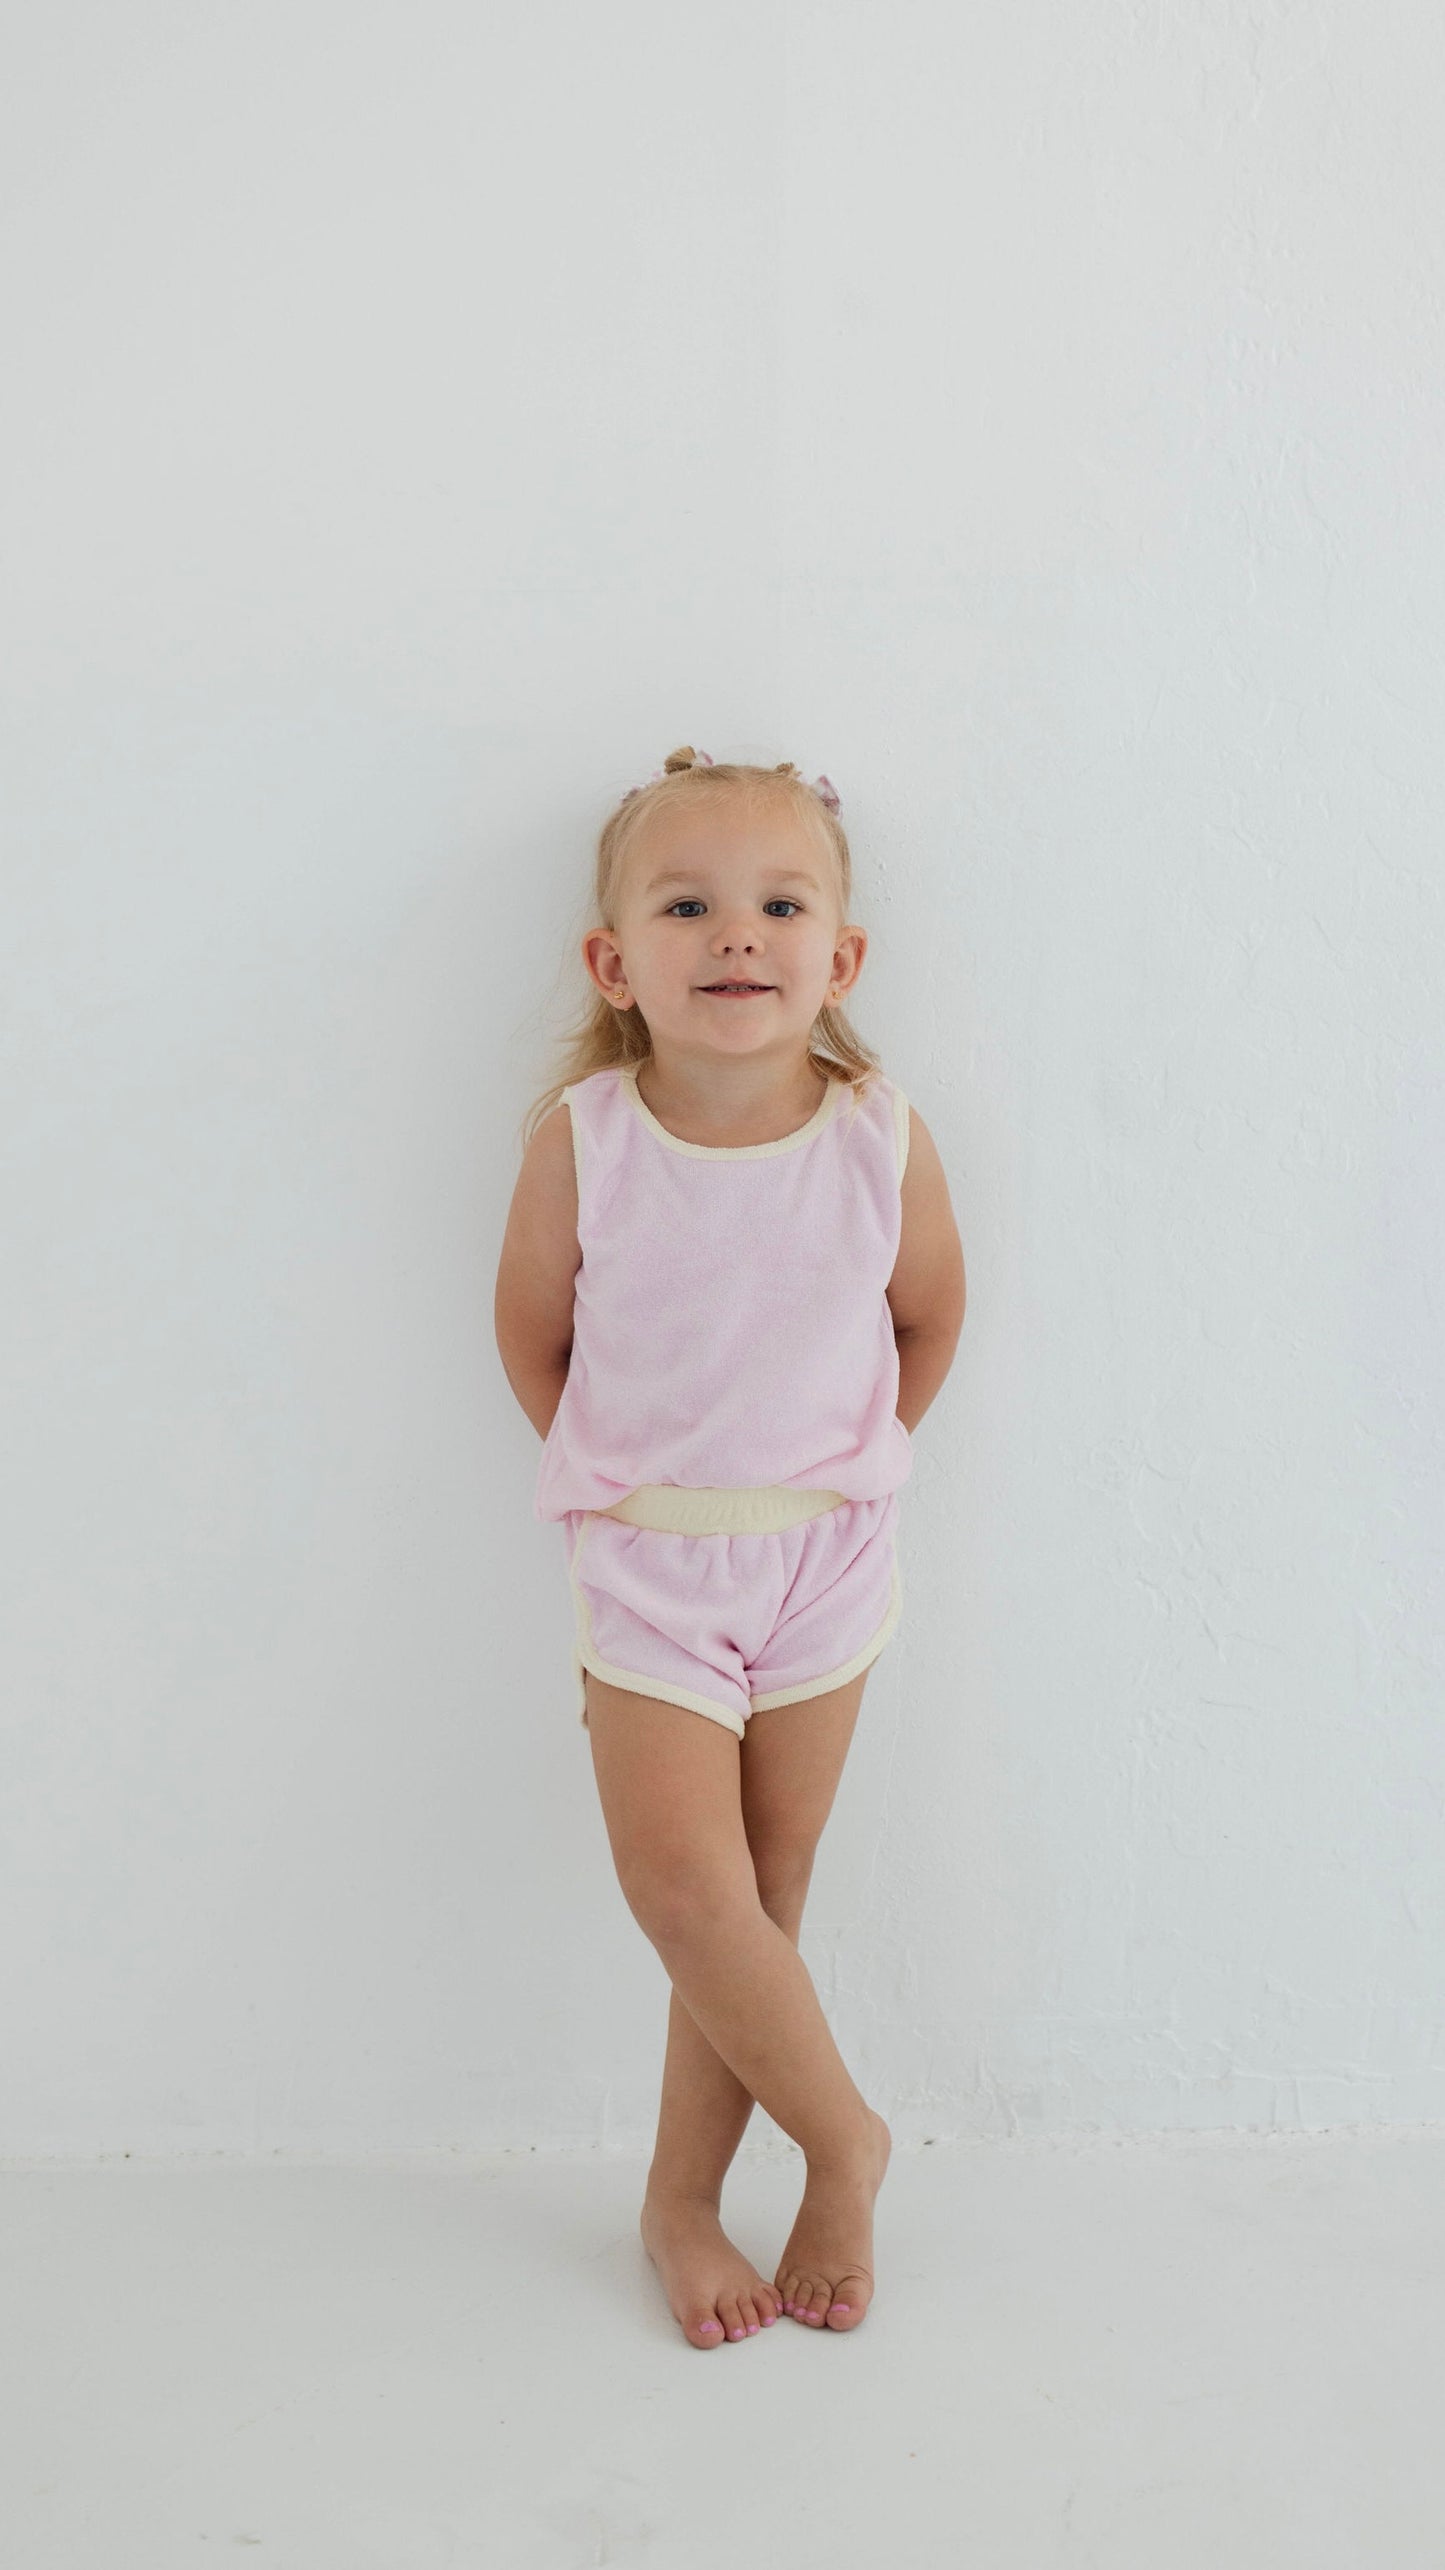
[535,1059,913,1739]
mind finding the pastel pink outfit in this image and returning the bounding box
[538,1061,913,1737]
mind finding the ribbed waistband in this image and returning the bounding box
[595,1484,849,1535]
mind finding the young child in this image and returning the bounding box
[494,746,966,2348]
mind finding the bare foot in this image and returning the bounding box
[774,2107,891,2332]
[640,2192,784,2349]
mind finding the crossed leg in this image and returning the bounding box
[583,1664,887,2347]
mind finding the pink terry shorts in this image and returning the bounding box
[560,1486,903,1739]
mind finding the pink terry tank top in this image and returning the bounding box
[534,1061,914,1523]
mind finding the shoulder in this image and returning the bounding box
[497,1095,584,1358]
[882,1089,966,1334]
[535,1065,627,1135]
[523,1065,635,1192]
[897,1095,943,1191]
[557,1064,630,1116]
[515,1089,580,1207]
[862,1072,946,1182]
[842,1067,914,1181]
[887,1083,950,1204]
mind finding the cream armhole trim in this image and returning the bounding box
[559,1086,584,1200]
[893,1082,911,1183]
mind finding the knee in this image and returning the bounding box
[750,1845,817,1934]
[617,1860,753,1953]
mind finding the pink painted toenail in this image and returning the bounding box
[783,2301,795,2313]
[829,2303,851,2313]
[761,2313,776,2325]
[729,2328,744,2339]
[699,2321,721,2333]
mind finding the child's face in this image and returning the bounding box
[586,796,866,1060]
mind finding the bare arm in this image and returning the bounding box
[494,1102,582,1440]
[885,1104,967,1435]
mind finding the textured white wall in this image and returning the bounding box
[4,1,1441,2156]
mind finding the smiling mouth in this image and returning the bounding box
[699,982,775,994]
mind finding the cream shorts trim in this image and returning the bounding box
[570,1558,902,1739]
[596,1482,848,1535]
[565,1489,903,1740]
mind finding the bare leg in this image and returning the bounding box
[637,1980,785,2344]
[643,1667,874,2203]
[647,1978,769,2211]
[589,1716,872,2159]
[587,1670,889,2343]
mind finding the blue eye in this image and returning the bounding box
[666,900,801,919]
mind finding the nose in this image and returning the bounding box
[710,912,764,961]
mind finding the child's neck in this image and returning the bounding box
[632,1051,828,1149]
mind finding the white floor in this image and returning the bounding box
[3,2129,1442,2569]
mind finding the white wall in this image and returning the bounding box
[4,0,1441,2157]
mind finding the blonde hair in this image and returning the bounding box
[518,746,883,1153]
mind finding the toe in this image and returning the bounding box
[688,2307,725,2346]
[737,2292,762,2337]
[824,2270,871,2329]
[718,2294,748,2343]
[802,2279,833,2325]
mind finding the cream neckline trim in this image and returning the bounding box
[620,1061,842,1159]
